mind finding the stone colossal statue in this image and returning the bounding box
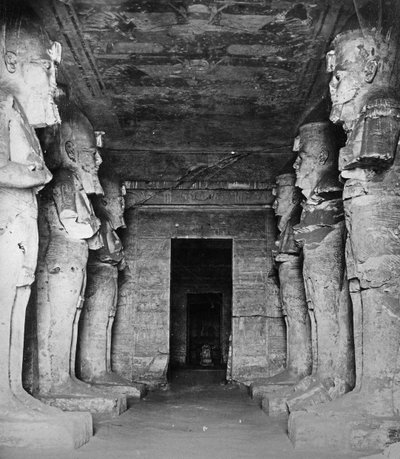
[0,5,93,449]
[252,173,312,416]
[287,121,354,411]
[273,173,312,384]
[289,29,400,454]
[78,167,143,397]
[35,97,126,415]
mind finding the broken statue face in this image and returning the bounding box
[272,173,300,232]
[94,176,126,230]
[1,18,61,127]
[293,122,338,201]
[327,29,396,132]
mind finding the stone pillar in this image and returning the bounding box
[0,4,92,449]
[289,29,400,454]
[35,98,127,416]
[251,173,312,416]
[78,170,145,398]
[287,121,354,413]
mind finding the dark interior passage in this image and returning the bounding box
[170,239,232,379]
[187,293,222,367]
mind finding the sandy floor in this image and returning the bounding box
[1,384,367,459]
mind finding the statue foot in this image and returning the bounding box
[42,377,114,397]
[263,369,304,386]
[288,389,400,454]
[0,394,56,421]
[286,374,350,413]
[0,393,92,449]
[13,384,63,415]
[38,377,128,415]
[307,389,395,418]
[88,371,134,386]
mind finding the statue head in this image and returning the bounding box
[272,173,301,232]
[92,172,126,230]
[0,4,61,127]
[293,121,341,201]
[327,28,397,132]
[42,98,104,195]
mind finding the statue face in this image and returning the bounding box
[3,28,61,127]
[293,145,320,200]
[293,123,335,200]
[272,184,296,219]
[328,49,366,132]
[273,173,299,231]
[79,146,103,196]
[327,30,395,133]
[94,178,126,230]
[60,108,104,195]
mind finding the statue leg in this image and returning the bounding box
[252,256,311,416]
[342,192,400,415]
[267,257,311,383]
[79,265,141,391]
[79,265,116,383]
[287,195,400,453]
[37,261,92,394]
[0,214,92,449]
[70,272,87,385]
[287,225,354,412]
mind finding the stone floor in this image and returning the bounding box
[1,382,368,459]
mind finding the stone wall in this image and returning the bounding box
[112,200,285,384]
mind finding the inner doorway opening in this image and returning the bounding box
[169,239,232,383]
[187,292,222,367]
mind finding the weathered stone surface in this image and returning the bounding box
[232,316,285,381]
[115,207,282,385]
[289,27,400,454]
[39,394,127,416]
[126,188,274,207]
[288,121,354,415]
[288,404,400,454]
[261,388,291,417]
[0,4,92,450]
[77,168,143,396]
[361,443,400,459]
[32,97,130,418]
[0,411,93,449]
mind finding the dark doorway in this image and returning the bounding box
[187,293,222,366]
[169,239,232,382]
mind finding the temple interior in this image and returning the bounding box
[2,0,400,458]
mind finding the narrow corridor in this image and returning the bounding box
[2,383,362,459]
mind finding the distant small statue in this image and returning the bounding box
[200,345,213,367]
